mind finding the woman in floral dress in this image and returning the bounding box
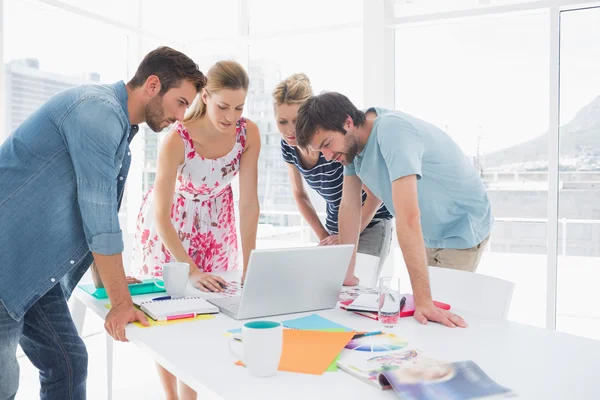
[132,61,260,399]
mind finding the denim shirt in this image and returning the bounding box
[0,81,138,321]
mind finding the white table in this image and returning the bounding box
[71,271,600,400]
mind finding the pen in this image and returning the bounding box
[152,295,171,301]
[352,331,383,339]
[399,296,406,312]
[157,313,196,322]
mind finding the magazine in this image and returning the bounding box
[337,340,515,399]
[381,360,516,399]
[337,347,429,390]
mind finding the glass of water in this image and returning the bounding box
[378,277,401,329]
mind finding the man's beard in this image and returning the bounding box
[343,134,359,164]
[145,95,166,132]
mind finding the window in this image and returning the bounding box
[53,0,138,24]
[557,6,600,340]
[389,0,543,18]
[3,0,129,137]
[395,11,550,327]
[143,172,157,193]
[141,0,239,40]
[248,0,361,34]
[248,29,362,242]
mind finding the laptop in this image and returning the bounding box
[208,245,354,320]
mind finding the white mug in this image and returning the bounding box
[229,321,283,377]
[154,262,189,298]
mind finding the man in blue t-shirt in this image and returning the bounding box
[296,92,494,328]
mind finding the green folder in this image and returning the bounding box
[78,279,166,299]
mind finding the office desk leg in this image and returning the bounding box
[70,296,87,336]
[106,332,114,400]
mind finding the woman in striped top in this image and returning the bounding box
[272,74,394,285]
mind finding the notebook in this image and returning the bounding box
[133,296,219,321]
[340,293,451,319]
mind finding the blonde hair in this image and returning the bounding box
[272,73,313,107]
[184,60,249,123]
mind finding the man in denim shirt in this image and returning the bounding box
[0,47,206,400]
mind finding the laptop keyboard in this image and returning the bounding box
[225,297,241,306]
[210,296,241,313]
[223,297,241,314]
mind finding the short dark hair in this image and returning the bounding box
[295,92,366,148]
[128,46,207,95]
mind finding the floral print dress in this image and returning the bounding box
[133,118,247,278]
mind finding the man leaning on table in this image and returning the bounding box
[295,92,495,329]
[0,47,206,400]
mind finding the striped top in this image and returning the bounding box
[281,139,392,235]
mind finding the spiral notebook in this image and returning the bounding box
[133,296,219,321]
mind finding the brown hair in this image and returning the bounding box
[127,46,207,95]
[184,60,249,123]
[296,92,366,148]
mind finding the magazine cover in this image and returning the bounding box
[381,360,516,399]
[337,345,426,389]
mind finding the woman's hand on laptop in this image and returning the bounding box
[189,270,227,293]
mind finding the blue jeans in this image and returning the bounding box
[0,284,88,400]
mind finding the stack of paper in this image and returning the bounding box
[341,293,451,319]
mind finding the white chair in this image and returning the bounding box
[354,253,381,288]
[428,266,515,320]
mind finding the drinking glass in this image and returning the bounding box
[378,277,401,328]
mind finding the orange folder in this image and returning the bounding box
[278,329,355,375]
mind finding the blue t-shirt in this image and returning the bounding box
[344,107,493,249]
[281,139,392,235]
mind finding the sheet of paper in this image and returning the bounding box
[282,313,352,332]
[338,286,379,302]
[278,329,355,375]
[326,354,341,372]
